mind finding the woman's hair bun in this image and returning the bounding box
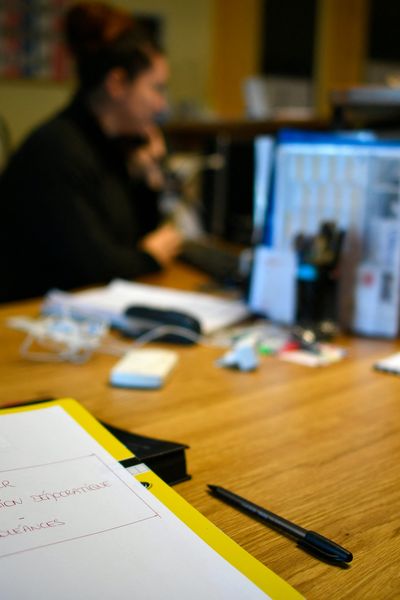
[64,2,161,92]
[65,2,135,60]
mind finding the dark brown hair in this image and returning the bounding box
[64,2,162,92]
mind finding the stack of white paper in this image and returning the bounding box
[43,279,249,336]
[0,406,272,599]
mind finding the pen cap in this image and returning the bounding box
[298,531,353,564]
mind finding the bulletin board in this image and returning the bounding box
[0,0,69,81]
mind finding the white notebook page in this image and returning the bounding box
[0,406,269,599]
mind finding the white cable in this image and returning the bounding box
[130,325,203,347]
[8,316,216,364]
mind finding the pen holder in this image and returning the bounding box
[294,223,344,332]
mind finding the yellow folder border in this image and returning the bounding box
[0,398,303,600]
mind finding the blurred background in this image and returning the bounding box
[1,0,400,148]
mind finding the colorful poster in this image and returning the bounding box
[0,0,69,80]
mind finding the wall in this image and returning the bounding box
[119,0,213,117]
[314,0,369,116]
[0,81,72,148]
[209,0,262,118]
[0,0,373,148]
[0,0,213,148]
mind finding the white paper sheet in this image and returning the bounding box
[43,279,249,336]
[249,247,296,324]
[0,407,269,599]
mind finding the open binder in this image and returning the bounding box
[0,398,302,599]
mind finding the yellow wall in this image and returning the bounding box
[209,0,262,118]
[119,0,213,113]
[0,81,72,148]
[315,0,370,116]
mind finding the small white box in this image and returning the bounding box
[110,349,178,389]
[249,246,297,324]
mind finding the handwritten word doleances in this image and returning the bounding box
[0,480,111,540]
[0,519,65,538]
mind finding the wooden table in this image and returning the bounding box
[1,264,399,599]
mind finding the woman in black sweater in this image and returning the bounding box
[0,2,182,302]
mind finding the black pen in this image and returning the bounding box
[208,485,353,565]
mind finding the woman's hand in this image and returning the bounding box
[129,124,166,190]
[140,222,183,266]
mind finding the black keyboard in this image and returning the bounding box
[180,239,241,283]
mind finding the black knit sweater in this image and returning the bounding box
[0,95,162,302]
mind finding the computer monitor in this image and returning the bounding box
[177,135,274,284]
[200,135,274,246]
[249,129,400,336]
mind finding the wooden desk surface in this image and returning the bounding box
[1,264,399,599]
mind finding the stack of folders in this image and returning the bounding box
[0,398,303,599]
[101,422,190,485]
